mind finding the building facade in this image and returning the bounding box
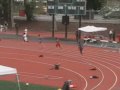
[106,0,120,6]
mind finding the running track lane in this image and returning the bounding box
[0,40,120,90]
[0,40,89,90]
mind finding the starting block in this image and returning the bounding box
[90,68,97,70]
[89,75,99,79]
[54,64,60,70]
[69,84,77,88]
[39,55,43,57]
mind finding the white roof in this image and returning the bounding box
[78,26,107,32]
[0,65,17,75]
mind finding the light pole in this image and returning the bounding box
[52,0,55,38]
[64,4,68,39]
[11,0,14,28]
[78,15,82,39]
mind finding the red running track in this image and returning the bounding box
[0,39,120,90]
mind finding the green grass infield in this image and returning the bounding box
[0,80,58,90]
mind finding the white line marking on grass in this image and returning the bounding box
[20,72,63,79]
[20,74,63,80]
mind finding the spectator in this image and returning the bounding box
[38,34,42,44]
[75,30,78,41]
[4,21,8,32]
[78,39,84,54]
[0,25,4,32]
[112,30,116,41]
[109,29,113,40]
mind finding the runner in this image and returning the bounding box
[4,21,8,32]
[56,38,61,48]
[38,34,44,57]
[23,33,28,42]
[24,27,28,35]
[78,39,84,54]
[0,25,4,32]
[38,34,42,44]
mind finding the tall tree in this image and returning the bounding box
[0,0,9,20]
[24,0,35,21]
[86,0,105,10]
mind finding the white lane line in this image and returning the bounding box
[61,67,88,90]
[38,47,105,90]
[88,60,117,90]
[0,56,88,90]
[20,74,63,80]
[57,54,105,90]
[0,38,119,89]
[20,72,63,79]
[0,45,103,90]
[54,48,116,90]
[77,48,119,90]
[84,53,120,89]
[42,45,118,88]
[0,44,104,89]
[38,44,120,89]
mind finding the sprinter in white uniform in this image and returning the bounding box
[23,33,28,42]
